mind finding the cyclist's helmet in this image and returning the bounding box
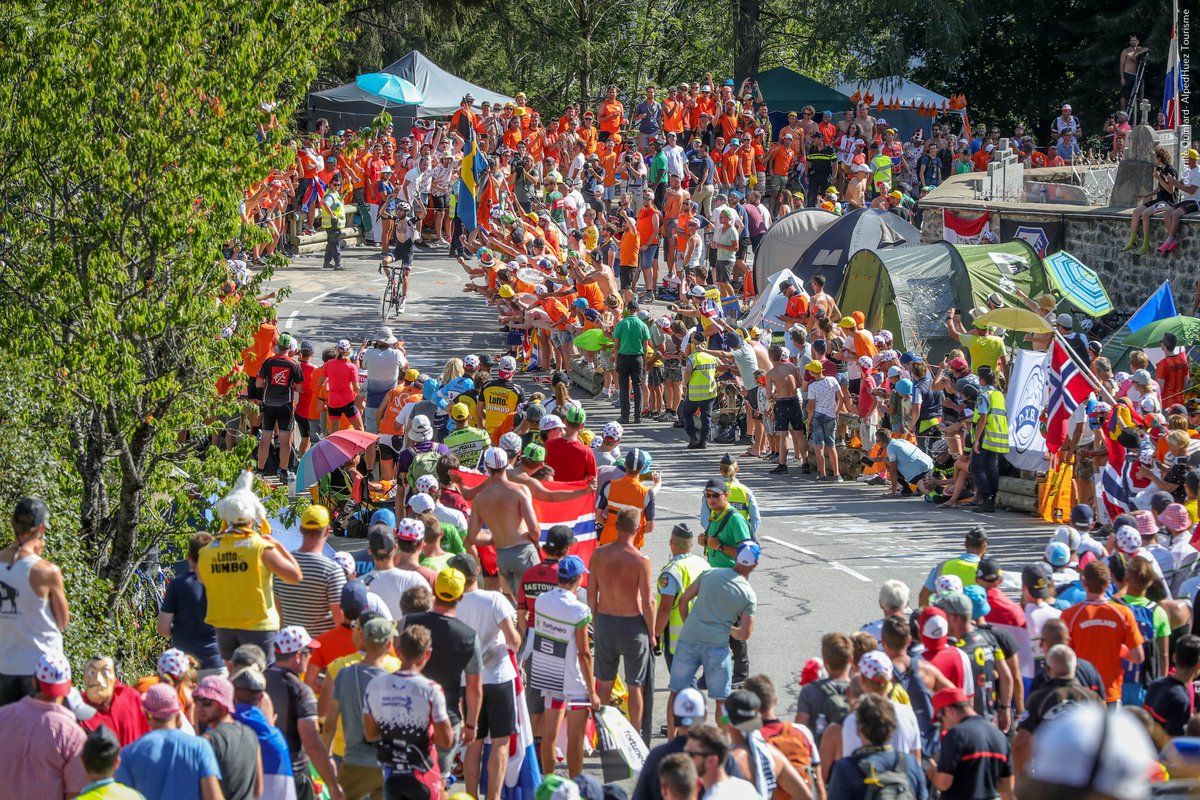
[395,200,411,215]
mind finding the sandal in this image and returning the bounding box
[740,448,759,458]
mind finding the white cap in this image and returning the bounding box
[673,687,706,724]
[934,574,963,595]
[408,414,433,443]
[1025,704,1156,800]
[603,421,624,440]
[1115,525,1141,555]
[483,447,509,470]
[539,414,565,432]
[689,285,707,297]
[499,432,523,453]
[499,355,517,374]
[414,474,439,495]
[407,493,436,515]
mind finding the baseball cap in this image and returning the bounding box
[672,687,706,725]
[194,675,236,714]
[936,591,973,620]
[300,505,330,530]
[12,496,48,529]
[1189,148,1200,159]
[1044,541,1071,568]
[624,448,652,475]
[340,581,370,618]
[1022,563,1053,598]
[361,616,396,645]
[705,478,727,494]
[963,584,991,618]
[396,517,425,542]
[34,652,72,697]
[368,525,396,557]
[404,368,421,382]
[448,552,480,580]
[370,508,397,529]
[1132,368,1152,385]
[524,403,546,424]
[858,650,893,683]
[837,316,856,328]
[1149,491,1174,515]
[931,686,969,715]
[539,414,565,432]
[230,666,267,692]
[450,403,469,421]
[1070,503,1094,528]
[523,443,547,463]
[277,625,320,655]
[545,524,576,551]
[407,493,436,515]
[735,541,762,566]
[483,446,510,469]
[1023,704,1157,800]
[934,574,964,595]
[408,414,433,442]
[435,568,467,601]
[1051,524,1081,552]
[948,356,969,372]
[142,683,183,720]
[1055,313,1074,329]
[563,404,586,425]
[1115,525,1141,554]
[157,648,190,678]
[557,555,588,581]
[919,606,949,645]
[724,689,763,732]
[976,557,1003,583]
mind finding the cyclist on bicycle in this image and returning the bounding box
[390,201,416,313]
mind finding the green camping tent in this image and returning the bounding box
[837,240,1049,360]
[754,67,853,115]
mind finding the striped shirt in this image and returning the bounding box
[274,551,347,636]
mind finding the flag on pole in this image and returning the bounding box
[1045,340,1094,453]
[456,129,489,233]
[1097,404,1150,524]
[1099,281,1177,370]
[480,652,542,800]
[1165,27,1183,128]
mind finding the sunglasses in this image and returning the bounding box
[705,491,724,499]
[685,748,715,758]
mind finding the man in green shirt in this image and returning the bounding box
[699,478,752,569]
[613,300,651,424]
[648,140,669,208]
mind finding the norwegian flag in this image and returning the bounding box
[1045,340,1093,453]
[1097,403,1152,524]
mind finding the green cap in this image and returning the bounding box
[564,404,586,425]
[523,443,546,463]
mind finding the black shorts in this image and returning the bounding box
[378,439,398,461]
[393,238,415,267]
[431,194,449,210]
[774,397,805,432]
[261,403,294,431]
[715,260,734,284]
[1176,199,1200,214]
[736,237,749,260]
[477,679,518,740]
[296,416,313,438]
[328,402,359,419]
[746,391,760,412]
[620,265,637,290]
[849,378,861,397]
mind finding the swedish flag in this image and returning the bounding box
[456,129,489,233]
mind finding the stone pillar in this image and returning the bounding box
[1110,125,1157,207]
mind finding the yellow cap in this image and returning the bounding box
[889,190,903,200]
[837,316,856,328]
[404,368,420,382]
[498,285,515,299]
[435,568,467,602]
[300,505,330,529]
[1188,148,1199,159]
[450,403,469,421]
[805,360,825,373]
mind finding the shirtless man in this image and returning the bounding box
[662,174,690,270]
[570,255,619,304]
[765,345,809,476]
[1120,36,1150,108]
[465,447,543,599]
[676,218,704,292]
[808,274,841,323]
[852,103,876,141]
[798,105,820,140]
[587,508,655,733]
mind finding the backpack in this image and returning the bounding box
[855,751,917,800]
[1121,599,1159,706]
[406,449,442,490]
[815,679,850,737]
[762,721,815,788]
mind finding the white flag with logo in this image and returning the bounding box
[1005,348,1049,471]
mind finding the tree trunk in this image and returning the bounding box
[732,0,762,81]
[576,0,593,110]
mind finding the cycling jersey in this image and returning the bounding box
[480,379,524,438]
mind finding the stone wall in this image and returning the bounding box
[919,205,1199,316]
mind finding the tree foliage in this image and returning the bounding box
[0,0,340,666]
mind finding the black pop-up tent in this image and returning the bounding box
[307,50,514,132]
[789,209,922,297]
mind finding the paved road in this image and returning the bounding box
[271,243,1053,744]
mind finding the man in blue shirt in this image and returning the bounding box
[116,684,222,800]
[157,532,222,672]
[1055,131,1081,163]
[876,429,934,497]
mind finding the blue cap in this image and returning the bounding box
[736,541,762,566]
[370,508,397,529]
[1070,503,1094,527]
[963,584,991,619]
[625,448,652,475]
[899,351,917,365]
[573,298,588,309]
[724,78,735,86]
[340,581,369,619]
[557,555,588,581]
[1044,541,1071,568]
[822,110,832,116]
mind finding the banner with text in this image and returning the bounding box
[1006,348,1050,472]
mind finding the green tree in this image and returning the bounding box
[0,0,339,625]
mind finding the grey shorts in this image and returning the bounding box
[496,542,541,597]
[647,365,666,386]
[551,329,572,347]
[593,613,651,686]
[364,406,380,434]
[216,628,278,664]
[665,363,684,383]
[810,412,837,446]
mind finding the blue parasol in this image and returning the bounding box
[1044,250,1113,318]
[355,73,424,106]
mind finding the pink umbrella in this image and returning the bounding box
[294,429,379,489]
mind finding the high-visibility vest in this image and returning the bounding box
[444,425,490,469]
[981,387,1010,454]
[659,553,710,653]
[726,479,753,525]
[599,474,651,547]
[937,556,980,588]
[197,528,279,631]
[687,352,719,401]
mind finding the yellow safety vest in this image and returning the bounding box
[981,387,1009,454]
[198,528,280,631]
[687,352,719,401]
[938,555,981,588]
[726,479,752,523]
[659,553,711,653]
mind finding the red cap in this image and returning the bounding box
[932,687,968,714]
[799,658,826,686]
[948,356,969,372]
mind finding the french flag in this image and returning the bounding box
[1165,27,1183,128]
[480,652,543,800]
[1045,340,1093,453]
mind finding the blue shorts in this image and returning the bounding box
[810,412,837,446]
[668,639,733,700]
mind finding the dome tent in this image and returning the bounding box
[752,209,838,294]
[789,209,921,298]
[836,240,1049,360]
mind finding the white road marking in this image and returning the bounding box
[306,287,346,304]
[829,561,873,582]
[762,535,872,582]
[761,536,817,557]
[284,310,299,329]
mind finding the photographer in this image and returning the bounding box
[616,147,647,210]
[511,141,539,214]
[584,154,607,214]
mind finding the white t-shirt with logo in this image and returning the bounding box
[529,587,592,699]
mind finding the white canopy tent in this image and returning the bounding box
[834,77,951,109]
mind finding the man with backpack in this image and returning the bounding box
[745,674,826,800]
[794,633,853,749]
[396,414,450,504]
[1117,556,1170,706]
[826,693,926,800]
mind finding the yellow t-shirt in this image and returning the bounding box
[326,652,402,756]
[961,332,1006,375]
[197,528,279,631]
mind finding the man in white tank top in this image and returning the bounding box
[0,497,69,706]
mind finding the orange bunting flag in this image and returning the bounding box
[876,98,885,111]
[850,90,862,103]
[864,91,874,104]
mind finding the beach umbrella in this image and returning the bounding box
[1123,315,1200,348]
[1044,251,1113,318]
[355,73,424,106]
[294,429,378,489]
[973,307,1052,334]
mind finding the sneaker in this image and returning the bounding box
[768,465,788,475]
[277,468,290,484]
[618,417,631,425]
[831,475,844,483]
[866,475,886,486]
[974,500,996,513]
[800,464,813,474]
[398,298,406,313]
[673,418,686,429]
[687,440,702,449]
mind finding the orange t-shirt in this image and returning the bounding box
[242,322,277,378]
[738,145,755,177]
[848,329,878,359]
[696,95,716,122]
[600,151,618,187]
[578,125,598,155]
[972,149,991,172]
[662,100,685,134]
[619,229,640,267]
[1061,600,1144,702]
[718,116,738,141]
[577,282,604,310]
[636,206,661,246]
[785,294,809,320]
[598,99,625,134]
[769,146,794,176]
[503,128,523,150]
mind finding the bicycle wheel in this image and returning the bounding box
[380,286,389,319]
[381,278,396,319]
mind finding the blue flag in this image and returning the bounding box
[456,128,489,233]
[1127,281,1177,333]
